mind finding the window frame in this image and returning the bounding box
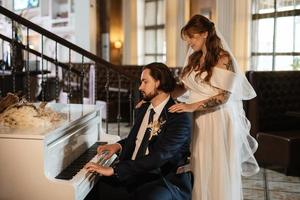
[251,0,300,71]
[143,0,166,63]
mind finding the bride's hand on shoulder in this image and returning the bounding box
[135,100,145,108]
[168,102,199,113]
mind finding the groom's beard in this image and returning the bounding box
[141,89,159,101]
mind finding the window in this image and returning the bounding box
[251,0,300,71]
[143,0,166,63]
[13,0,39,11]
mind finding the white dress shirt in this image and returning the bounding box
[131,95,170,160]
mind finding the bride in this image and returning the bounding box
[169,15,259,200]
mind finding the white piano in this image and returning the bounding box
[0,103,119,200]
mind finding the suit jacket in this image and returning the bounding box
[113,98,192,196]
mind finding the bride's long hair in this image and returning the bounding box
[180,15,231,82]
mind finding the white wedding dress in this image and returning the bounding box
[182,67,259,200]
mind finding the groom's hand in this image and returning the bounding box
[84,162,114,176]
[97,143,122,159]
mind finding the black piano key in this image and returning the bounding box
[55,141,107,180]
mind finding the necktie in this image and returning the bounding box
[136,108,155,158]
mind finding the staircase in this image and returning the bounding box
[0,6,139,135]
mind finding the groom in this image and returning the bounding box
[85,62,192,200]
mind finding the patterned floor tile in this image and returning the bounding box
[269,191,300,200]
[243,189,266,200]
[242,179,265,190]
[243,168,265,180]
[266,169,300,183]
[268,181,300,193]
[104,122,131,139]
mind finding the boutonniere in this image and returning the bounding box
[147,117,166,140]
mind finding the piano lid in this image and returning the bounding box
[0,103,99,140]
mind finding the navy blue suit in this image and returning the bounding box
[89,98,192,200]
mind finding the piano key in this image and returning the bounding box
[55,141,107,180]
[69,149,118,187]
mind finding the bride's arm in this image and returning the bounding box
[195,55,234,112]
[168,89,230,113]
[192,90,230,112]
[169,54,234,113]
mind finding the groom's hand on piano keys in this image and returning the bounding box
[97,143,122,159]
[84,162,114,176]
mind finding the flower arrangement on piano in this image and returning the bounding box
[0,93,65,128]
[147,117,166,140]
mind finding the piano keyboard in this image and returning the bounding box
[56,142,107,180]
[0,103,122,200]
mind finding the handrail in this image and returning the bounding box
[0,33,81,76]
[0,6,139,134]
[0,6,138,80]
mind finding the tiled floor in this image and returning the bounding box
[243,167,300,200]
[106,123,300,200]
[104,122,131,139]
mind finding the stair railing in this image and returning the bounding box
[0,6,140,137]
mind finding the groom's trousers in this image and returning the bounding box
[84,171,192,200]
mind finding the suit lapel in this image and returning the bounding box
[154,97,175,130]
[132,98,174,136]
[157,97,174,122]
[125,99,175,158]
[132,102,150,135]
[121,102,150,159]
[148,98,175,144]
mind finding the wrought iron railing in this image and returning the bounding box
[0,6,140,136]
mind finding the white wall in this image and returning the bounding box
[166,0,189,67]
[122,0,138,65]
[74,0,97,55]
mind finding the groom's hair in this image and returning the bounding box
[143,62,176,93]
